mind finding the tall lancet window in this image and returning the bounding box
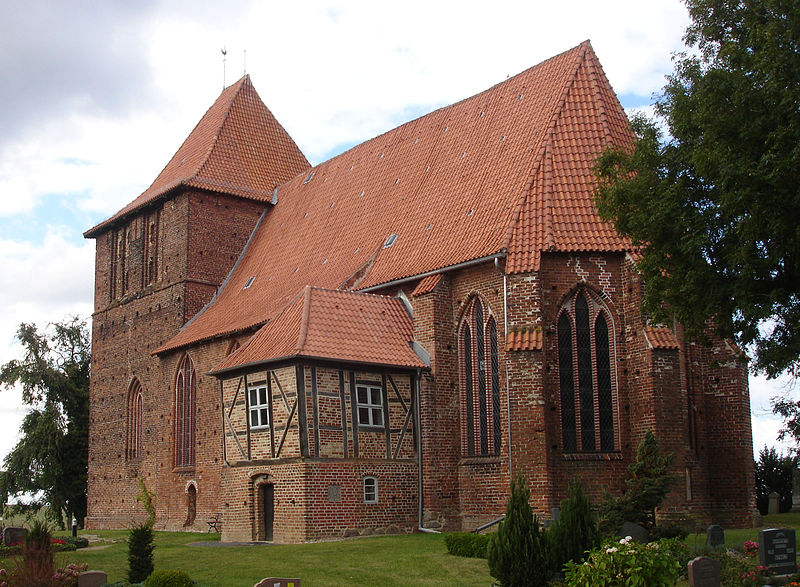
[460,296,502,456]
[557,290,616,452]
[126,379,144,460]
[174,354,196,467]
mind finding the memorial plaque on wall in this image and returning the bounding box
[759,528,797,575]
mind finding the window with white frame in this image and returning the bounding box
[363,476,378,503]
[248,382,270,429]
[356,384,383,427]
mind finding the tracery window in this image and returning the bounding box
[460,296,501,456]
[174,354,196,467]
[126,379,143,460]
[557,290,616,453]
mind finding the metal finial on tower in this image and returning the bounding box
[221,47,227,88]
[243,49,247,75]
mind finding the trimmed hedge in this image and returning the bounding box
[444,532,489,559]
[144,569,195,587]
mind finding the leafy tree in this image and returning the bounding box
[594,0,800,380]
[487,474,551,586]
[754,445,795,514]
[599,431,674,533]
[0,317,89,528]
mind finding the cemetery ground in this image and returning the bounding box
[1,511,798,585]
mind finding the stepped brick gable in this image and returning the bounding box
[85,42,757,541]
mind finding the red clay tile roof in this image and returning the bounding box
[157,41,634,353]
[505,327,543,351]
[210,286,426,374]
[85,75,310,237]
[411,274,442,297]
[643,326,680,350]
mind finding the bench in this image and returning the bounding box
[206,513,222,533]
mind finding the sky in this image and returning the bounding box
[0,0,794,465]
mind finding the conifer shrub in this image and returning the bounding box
[444,532,489,558]
[487,474,551,586]
[128,523,155,584]
[548,480,599,574]
[128,478,156,584]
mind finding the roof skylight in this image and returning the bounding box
[304,171,315,184]
[383,234,398,248]
[243,276,255,289]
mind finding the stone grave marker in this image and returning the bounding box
[77,570,108,587]
[2,526,27,546]
[769,491,781,514]
[688,556,721,587]
[706,524,724,549]
[619,521,649,543]
[792,467,800,512]
[759,527,797,575]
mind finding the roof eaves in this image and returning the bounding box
[209,352,426,379]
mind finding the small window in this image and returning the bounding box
[304,171,315,184]
[356,384,383,427]
[383,234,398,248]
[243,276,255,289]
[363,477,378,503]
[248,383,270,429]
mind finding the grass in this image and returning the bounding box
[2,511,797,585]
[33,530,492,586]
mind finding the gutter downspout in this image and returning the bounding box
[495,257,513,480]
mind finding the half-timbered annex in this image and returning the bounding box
[84,41,758,542]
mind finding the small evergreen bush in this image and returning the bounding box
[143,569,194,587]
[444,532,489,558]
[548,480,599,573]
[487,474,551,586]
[128,523,155,583]
[65,535,89,549]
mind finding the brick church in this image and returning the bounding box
[84,42,757,542]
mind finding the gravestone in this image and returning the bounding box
[77,570,108,587]
[253,579,301,587]
[688,556,721,587]
[619,521,649,543]
[769,491,781,514]
[706,524,724,549]
[2,526,27,546]
[793,468,800,512]
[759,527,797,575]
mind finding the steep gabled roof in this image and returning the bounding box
[159,41,633,354]
[210,286,425,375]
[85,75,310,237]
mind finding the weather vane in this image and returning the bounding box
[221,47,227,88]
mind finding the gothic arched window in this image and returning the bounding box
[175,354,196,467]
[557,290,616,452]
[126,379,143,460]
[460,296,502,456]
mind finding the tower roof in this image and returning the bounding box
[85,75,310,238]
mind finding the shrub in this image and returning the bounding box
[487,474,551,586]
[64,536,89,549]
[564,536,681,587]
[143,569,194,587]
[444,532,489,558]
[548,481,599,573]
[128,523,155,583]
[598,431,674,534]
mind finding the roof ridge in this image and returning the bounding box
[295,285,313,354]
[584,46,614,146]
[194,75,251,183]
[501,42,590,255]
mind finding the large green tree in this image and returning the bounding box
[0,317,90,528]
[594,0,800,379]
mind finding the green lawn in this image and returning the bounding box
[44,530,491,586]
